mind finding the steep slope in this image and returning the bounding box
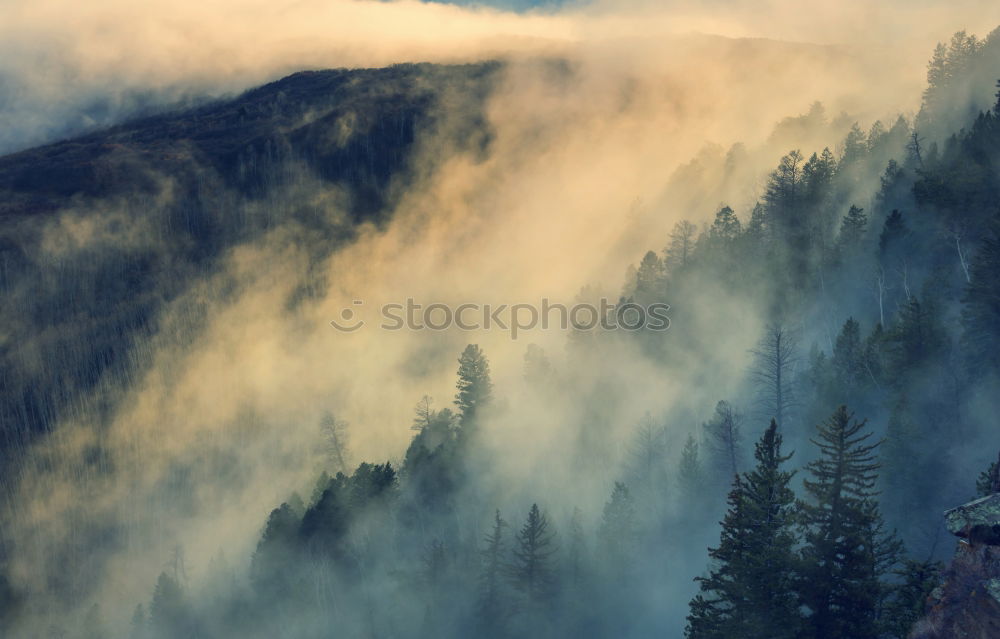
[0,62,499,465]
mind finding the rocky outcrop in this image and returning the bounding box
[945,494,1000,546]
[910,489,1000,638]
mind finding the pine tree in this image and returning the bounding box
[419,539,453,636]
[867,121,887,151]
[402,401,461,523]
[837,206,868,250]
[764,151,805,246]
[832,317,864,393]
[840,124,868,168]
[962,219,1000,372]
[709,206,741,244]
[129,604,147,639]
[751,324,798,429]
[455,344,494,429]
[883,559,942,639]
[878,210,908,258]
[798,406,902,639]
[804,149,837,204]
[677,434,705,503]
[478,510,509,631]
[919,43,949,127]
[702,401,744,487]
[887,297,945,382]
[319,411,349,474]
[149,572,187,639]
[665,220,698,272]
[634,250,664,302]
[626,414,668,512]
[686,420,801,639]
[880,399,926,530]
[745,202,767,244]
[299,474,354,566]
[598,482,637,580]
[508,504,558,613]
[412,395,435,431]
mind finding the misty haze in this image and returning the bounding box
[2,1,1000,638]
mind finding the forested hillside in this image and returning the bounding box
[3,25,1000,639]
[0,62,498,472]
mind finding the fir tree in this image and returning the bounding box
[798,406,902,639]
[878,210,908,257]
[804,148,837,205]
[837,206,868,250]
[886,297,946,382]
[626,414,669,514]
[745,202,767,244]
[455,344,494,429]
[832,317,864,393]
[319,411,349,474]
[677,434,705,502]
[412,395,435,431]
[508,504,558,613]
[702,401,744,487]
[478,510,509,631]
[598,482,637,580]
[634,250,664,302]
[149,572,188,639]
[962,219,1000,372]
[402,402,461,524]
[419,539,454,636]
[840,124,868,168]
[765,151,806,254]
[251,500,308,602]
[686,420,801,639]
[883,559,942,639]
[709,206,741,244]
[751,324,799,429]
[665,220,698,272]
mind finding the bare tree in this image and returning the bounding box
[320,411,349,474]
[702,400,744,482]
[907,131,924,169]
[943,222,972,283]
[664,220,698,272]
[412,395,435,431]
[750,324,799,429]
[873,267,889,326]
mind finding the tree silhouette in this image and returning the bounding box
[686,420,800,639]
[455,344,494,429]
[508,504,558,614]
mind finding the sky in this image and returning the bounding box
[2,0,999,153]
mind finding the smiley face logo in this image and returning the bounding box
[330,300,365,332]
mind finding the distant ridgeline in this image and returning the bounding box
[0,62,500,464]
